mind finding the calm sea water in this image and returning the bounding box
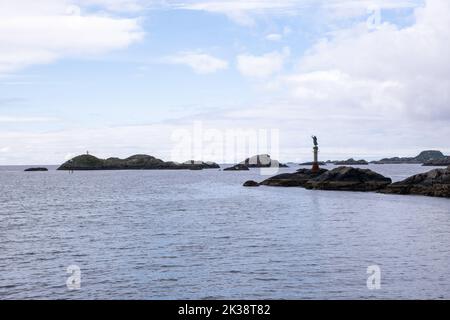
[1,164,449,300]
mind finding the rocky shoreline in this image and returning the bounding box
[245,166,450,199]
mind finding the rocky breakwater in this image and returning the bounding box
[304,167,392,192]
[58,154,220,171]
[380,166,450,198]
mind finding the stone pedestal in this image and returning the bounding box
[312,146,320,172]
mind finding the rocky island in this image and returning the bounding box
[380,166,450,198]
[371,150,447,164]
[247,166,391,191]
[246,165,449,198]
[58,154,220,171]
[259,168,328,187]
[299,161,326,166]
[333,158,369,165]
[240,154,288,168]
[304,167,391,192]
[422,157,450,166]
[224,164,250,171]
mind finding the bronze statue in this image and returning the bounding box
[312,136,318,147]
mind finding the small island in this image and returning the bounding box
[371,150,447,164]
[333,158,369,165]
[240,154,288,168]
[57,154,220,171]
[224,164,250,171]
[299,161,326,166]
[24,167,49,172]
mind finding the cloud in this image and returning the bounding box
[284,0,450,120]
[0,0,144,75]
[163,51,229,74]
[237,47,290,78]
[170,0,423,25]
[266,34,283,41]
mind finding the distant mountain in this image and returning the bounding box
[371,150,447,164]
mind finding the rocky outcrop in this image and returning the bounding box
[380,167,450,198]
[24,167,48,172]
[224,164,250,171]
[240,154,288,168]
[334,158,369,165]
[260,168,328,187]
[243,180,260,187]
[58,154,220,171]
[372,150,446,164]
[422,157,450,166]
[304,167,392,192]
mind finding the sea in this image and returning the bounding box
[1,164,449,299]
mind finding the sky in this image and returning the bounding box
[0,0,449,164]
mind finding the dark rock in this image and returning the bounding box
[224,164,250,171]
[422,157,450,166]
[380,167,450,198]
[334,158,369,165]
[243,180,260,187]
[372,150,446,164]
[24,167,48,172]
[305,166,392,192]
[240,154,288,168]
[58,154,220,171]
[260,168,328,187]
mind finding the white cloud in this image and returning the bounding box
[0,0,144,75]
[266,26,292,42]
[164,51,229,74]
[237,47,290,78]
[266,34,283,41]
[170,0,422,25]
[285,0,450,120]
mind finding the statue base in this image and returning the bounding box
[311,162,320,173]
